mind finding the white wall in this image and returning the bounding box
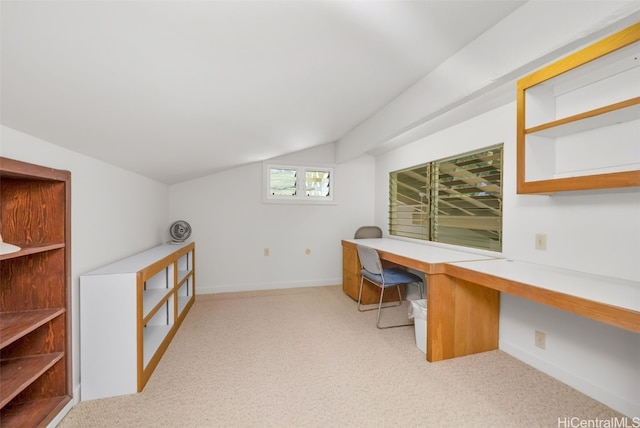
[170,143,375,294]
[1,126,170,405]
[373,103,640,417]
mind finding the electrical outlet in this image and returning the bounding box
[263,248,270,256]
[535,330,546,350]
[535,234,547,250]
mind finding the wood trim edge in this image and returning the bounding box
[445,264,640,333]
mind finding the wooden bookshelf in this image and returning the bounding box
[0,157,72,427]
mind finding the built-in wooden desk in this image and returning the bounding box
[342,239,497,361]
[446,259,640,334]
[341,238,493,303]
[342,238,640,363]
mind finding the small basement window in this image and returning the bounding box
[264,163,334,204]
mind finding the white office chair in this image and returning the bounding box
[356,244,424,329]
[353,226,383,239]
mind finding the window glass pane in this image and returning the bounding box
[389,163,430,240]
[264,163,334,204]
[270,168,297,196]
[388,145,503,252]
[305,170,331,197]
[432,146,503,251]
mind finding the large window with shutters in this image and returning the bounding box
[389,144,503,251]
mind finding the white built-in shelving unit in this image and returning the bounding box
[80,242,195,400]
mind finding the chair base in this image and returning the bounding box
[357,301,402,312]
[357,278,417,329]
[378,322,414,329]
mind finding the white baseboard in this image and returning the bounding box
[196,278,342,295]
[500,341,640,418]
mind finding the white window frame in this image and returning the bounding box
[262,162,335,205]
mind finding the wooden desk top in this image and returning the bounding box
[342,238,640,333]
[447,259,640,333]
[342,238,494,274]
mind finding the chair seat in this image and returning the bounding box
[360,267,422,287]
[356,244,424,328]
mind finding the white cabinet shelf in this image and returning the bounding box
[143,324,174,367]
[516,23,640,194]
[527,100,640,137]
[177,296,191,317]
[143,289,174,320]
[80,242,195,400]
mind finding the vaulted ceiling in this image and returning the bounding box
[1,1,524,184]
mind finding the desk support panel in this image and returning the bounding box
[427,274,500,362]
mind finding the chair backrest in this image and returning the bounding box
[354,226,383,239]
[356,245,383,275]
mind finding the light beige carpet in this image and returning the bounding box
[60,285,623,427]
